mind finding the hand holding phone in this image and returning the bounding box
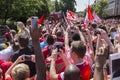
[24,55,32,61]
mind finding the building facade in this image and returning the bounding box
[105,0,120,17]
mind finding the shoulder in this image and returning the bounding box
[58,72,64,80]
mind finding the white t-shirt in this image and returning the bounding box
[0,46,14,61]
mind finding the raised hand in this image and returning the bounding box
[30,25,42,40]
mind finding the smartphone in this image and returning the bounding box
[31,16,38,30]
[24,55,32,61]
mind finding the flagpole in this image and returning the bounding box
[88,0,90,5]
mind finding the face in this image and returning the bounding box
[70,47,76,64]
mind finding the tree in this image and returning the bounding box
[59,0,76,12]
[94,0,108,18]
[0,0,49,24]
[47,0,56,12]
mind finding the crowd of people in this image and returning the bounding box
[0,17,120,80]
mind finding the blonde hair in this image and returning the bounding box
[11,63,30,80]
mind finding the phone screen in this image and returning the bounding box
[31,17,38,30]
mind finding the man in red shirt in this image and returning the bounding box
[50,41,90,80]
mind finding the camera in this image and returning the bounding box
[24,55,32,61]
[54,42,63,52]
[94,30,101,36]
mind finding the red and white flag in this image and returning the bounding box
[66,10,79,21]
[84,5,94,29]
[50,11,62,19]
[93,12,102,23]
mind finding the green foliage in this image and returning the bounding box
[47,0,56,12]
[0,0,49,24]
[0,0,77,24]
[59,0,76,12]
[94,0,108,18]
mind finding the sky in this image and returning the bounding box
[51,0,95,12]
[75,0,95,11]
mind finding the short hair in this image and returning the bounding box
[11,63,30,80]
[71,41,86,58]
[18,34,29,48]
[72,33,80,41]
[10,30,16,37]
[64,64,81,80]
[26,18,31,26]
[91,22,97,29]
[56,30,62,37]
[46,35,54,45]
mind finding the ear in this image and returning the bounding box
[72,52,78,58]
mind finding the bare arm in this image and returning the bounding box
[101,29,115,53]
[5,55,25,78]
[50,49,58,80]
[52,22,61,35]
[30,25,46,80]
[94,34,108,80]
[86,29,94,61]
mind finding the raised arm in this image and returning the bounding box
[100,29,115,53]
[94,34,108,80]
[5,55,25,78]
[50,49,59,80]
[30,25,46,80]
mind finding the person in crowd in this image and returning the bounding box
[50,41,91,80]
[11,33,36,77]
[17,22,30,38]
[40,33,49,50]
[42,34,55,59]
[5,55,32,80]
[93,33,108,80]
[29,24,46,80]
[0,42,19,61]
[0,60,13,80]
[0,29,20,61]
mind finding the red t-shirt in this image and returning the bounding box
[57,60,90,80]
[42,46,50,59]
[39,37,44,43]
[5,76,12,80]
[56,37,64,43]
[45,56,66,73]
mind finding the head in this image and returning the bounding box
[13,42,20,52]
[70,41,86,63]
[18,34,29,48]
[10,30,17,38]
[56,30,63,39]
[90,22,97,30]
[11,63,30,80]
[46,35,55,45]
[64,64,81,80]
[0,68,3,80]
[26,18,31,26]
[72,33,80,41]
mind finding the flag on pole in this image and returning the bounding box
[38,14,44,24]
[84,5,94,29]
[93,12,102,23]
[87,5,94,21]
[84,13,89,29]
